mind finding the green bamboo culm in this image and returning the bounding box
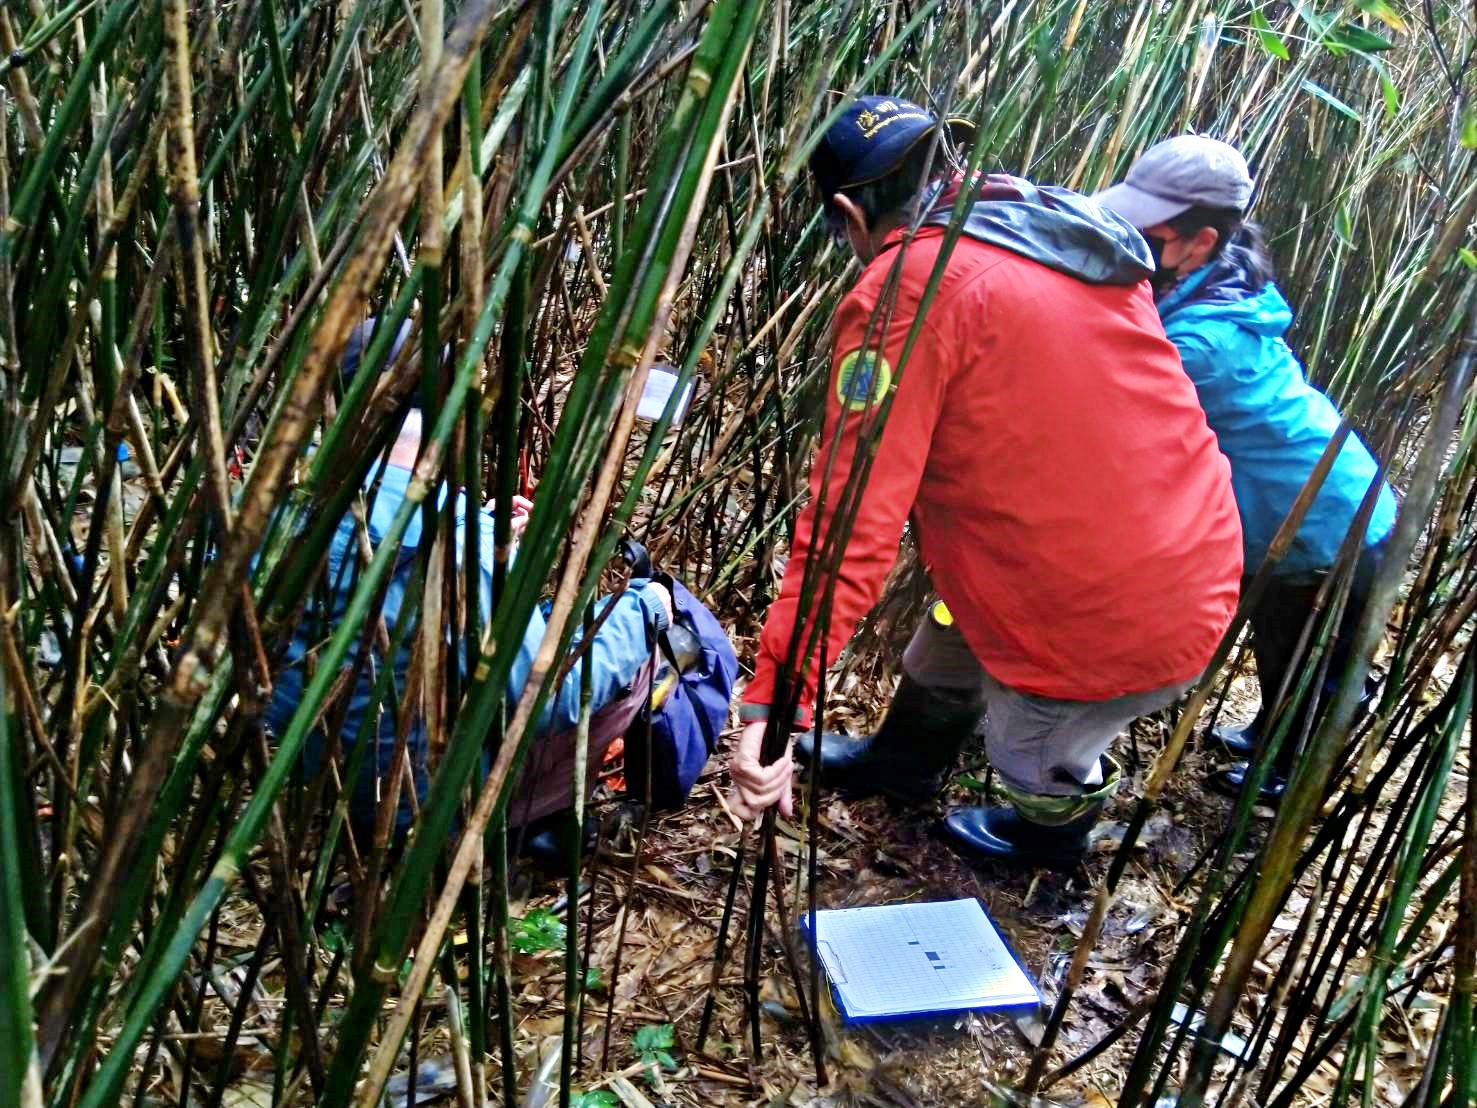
[0,668,40,1106]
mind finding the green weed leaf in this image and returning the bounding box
[632,1023,675,1053]
[571,1092,619,1108]
[1457,247,1477,272]
[512,908,567,954]
[632,1022,679,1085]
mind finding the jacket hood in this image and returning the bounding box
[1159,243,1293,338]
[920,173,1154,286]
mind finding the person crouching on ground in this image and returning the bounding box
[725,96,1244,871]
[265,319,673,862]
[1096,136,1397,803]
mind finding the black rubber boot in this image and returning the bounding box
[1213,676,1378,762]
[1207,680,1378,804]
[519,812,597,870]
[1206,763,1288,804]
[940,803,1103,872]
[793,673,983,805]
[1210,718,1261,759]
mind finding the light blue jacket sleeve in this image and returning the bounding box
[523,582,668,735]
[456,500,667,734]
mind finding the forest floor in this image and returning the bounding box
[365,655,1451,1108]
[183,685,1257,1108]
[525,688,1261,1108]
[86,489,1454,1108]
[155,642,1464,1108]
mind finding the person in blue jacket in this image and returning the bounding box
[265,319,672,851]
[1098,136,1397,801]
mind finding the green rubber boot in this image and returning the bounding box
[941,756,1122,871]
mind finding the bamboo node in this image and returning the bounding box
[211,855,241,883]
[406,475,433,503]
[371,958,401,985]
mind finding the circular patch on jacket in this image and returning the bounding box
[834,349,892,412]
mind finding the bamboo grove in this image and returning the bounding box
[0,0,1474,1104]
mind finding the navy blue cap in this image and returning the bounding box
[810,95,974,206]
[341,317,412,383]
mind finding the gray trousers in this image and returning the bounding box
[902,616,1191,801]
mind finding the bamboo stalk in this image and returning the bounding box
[1181,302,1477,1108]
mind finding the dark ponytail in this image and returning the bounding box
[1227,219,1275,288]
[1167,205,1275,289]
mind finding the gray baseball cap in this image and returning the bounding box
[1095,135,1254,229]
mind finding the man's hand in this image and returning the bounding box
[728,718,794,821]
[509,495,533,537]
[487,495,534,538]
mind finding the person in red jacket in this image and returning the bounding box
[727,96,1244,870]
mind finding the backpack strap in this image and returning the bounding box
[651,571,721,755]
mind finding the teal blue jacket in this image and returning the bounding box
[1158,246,1396,581]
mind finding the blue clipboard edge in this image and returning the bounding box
[800,898,1045,1024]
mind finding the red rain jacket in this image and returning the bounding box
[743,219,1242,726]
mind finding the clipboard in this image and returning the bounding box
[803,898,1042,1022]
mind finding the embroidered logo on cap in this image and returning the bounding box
[834,349,893,412]
[854,99,931,140]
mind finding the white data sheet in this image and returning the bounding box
[806,898,1040,1021]
[635,365,694,424]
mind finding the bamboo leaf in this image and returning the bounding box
[1300,78,1363,123]
[1356,0,1408,32]
[1378,64,1400,119]
[1327,24,1394,53]
[1249,10,1290,60]
[1303,8,1394,54]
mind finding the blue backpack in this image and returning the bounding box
[625,577,737,810]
